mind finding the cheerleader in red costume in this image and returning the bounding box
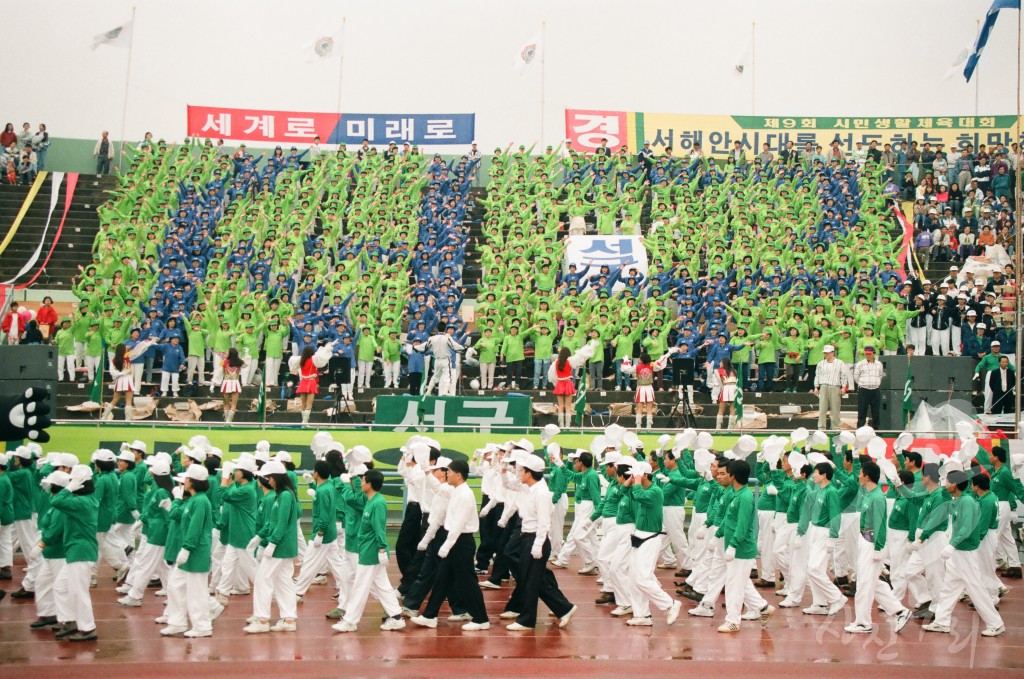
[547,340,598,429]
[621,347,677,430]
[220,348,245,423]
[288,341,336,425]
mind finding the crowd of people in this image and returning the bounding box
[0,121,49,184]
[0,424,1020,641]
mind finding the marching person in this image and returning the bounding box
[550,450,602,573]
[294,462,347,602]
[51,465,99,642]
[117,458,173,607]
[904,463,949,621]
[214,455,260,605]
[246,460,300,634]
[988,446,1024,579]
[28,470,70,632]
[802,461,846,616]
[161,464,214,638]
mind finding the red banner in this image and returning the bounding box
[564,109,628,150]
[186,106,340,144]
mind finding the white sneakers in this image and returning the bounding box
[893,609,911,634]
[243,621,271,634]
[462,621,490,631]
[270,620,297,632]
[499,611,520,619]
[626,616,653,626]
[506,622,533,631]
[610,605,633,617]
[922,622,951,633]
[827,597,847,615]
[981,626,1005,637]
[184,628,212,638]
[802,605,830,615]
[688,604,714,617]
[479,580,501,590]
[844,623,873,634]
[667,600,682,625]
[411,615,437,628]
[717,622,740,633]
[447,613,472,622]
[380,617,406,631]
[117,595,142,607]
[160,625,188,636]
[559,605,577,628]
[332,621,357,633]
[578,565,598,575]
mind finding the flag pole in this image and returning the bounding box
[975,18,981,117]
[540,21,547,148]
[335,17,347,116]
[750,21,756,116]
[1014,4,1021,438]
[117,5,137,174]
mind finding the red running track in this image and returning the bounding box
[0,556,1021,679]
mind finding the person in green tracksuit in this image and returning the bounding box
[120,460,173,605]
[110,451,138,582]
[356,327,378,389]
[294,461,345,599]
[214,459,259,601]
[246,462,299,634]
[163,465,213,637]
[54,319,76,382]
[380,329,403,389]
[624,463,682,626]
[846,461,911,635]
[500,324,526,389]
[51,466,100,642]
[0,455,15,581]
[804,461,845,615]
[655,450,700,572]
[525,323,555,389]
[261,319,290,388]
[905,463,949,618]
[551,451,602,570]
[718,460,771,631]
[90,453,124,580]
[476,327,499,389]
[335,469,404,631]
[30,471,69,629]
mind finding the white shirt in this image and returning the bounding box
[442,482,479,538]
[853,359,884,390]
[519,479,552,538]
[400,463,426,504]
[421,483,452,544]
[814,358,853,389]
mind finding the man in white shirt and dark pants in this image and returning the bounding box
[814,345,852,430]
[852,347,884,428]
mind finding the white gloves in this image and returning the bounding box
[872,549,884,563]
[655,473,669,483]
[551,456,564,468]
[66,477,84,493]
[825,537,838,550]
[313,534,323,549]
[438,545,450,559]
[378,550,389,566]
[497,519,507,529]
[906,540,922,553]
[696,525,708,540]
[246,536,261,552]
[307,488,316,498]
[175,549,190,566]
[340,473,351,484]
[765,485,778,496]
[417,538,429,551]
[940,545,954,560]
[724,546,736,562]
[172,486,184,500]
[531,540,543,560]
[36,458,46,470]
[29,544,42,562]
[264,543,276,560]
[221,463,235,480]
[131,510,140,521]
[480,503,493,517]
[158,498,172,511]
[579,518,594,533]
[302,472,313,483]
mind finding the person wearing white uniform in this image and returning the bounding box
[416,323,465,397]
[550,450,601,572]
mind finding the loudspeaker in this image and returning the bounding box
[880,355,976,391]
[0,345,57,419]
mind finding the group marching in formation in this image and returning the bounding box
[0,421,1021,641]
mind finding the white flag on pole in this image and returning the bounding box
[303,28,343,63]
[92,20,133,50]
[515,34,542,71]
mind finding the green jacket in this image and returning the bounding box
[51,489,99,563]
[809,482,841,538]
[219,481,259,548]
[93,471,117,533]
[40,505,66,559]
[0,473,13,525]
[178,492,213,573]
[630,483,664,533]
[915,487,950,542]
[722,485,758,559]
[266,490,300,559]
[357,493,388,566]
[141,486,171,546]
[949,493,981,552]
[311,482,339,544]
[858,486,888,551]
[114,469,138,525]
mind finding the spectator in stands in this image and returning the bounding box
[31,124,49,171]
[813,345,852,430]
[35,297,57,339]
[986,354,1015,415]
[17,122,32,149]
[93,131,113,174]
[17,147,36,184]
[0,123,15,149]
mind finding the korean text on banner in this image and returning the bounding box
[563,235,648,292]
[325,113,475,146]
[375,395,532,433]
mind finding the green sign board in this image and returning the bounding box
[374,395,533,432]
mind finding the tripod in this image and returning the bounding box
[668,357,697,428]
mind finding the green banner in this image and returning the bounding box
[374,395,533,432]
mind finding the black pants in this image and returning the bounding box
[475,497,503,570]
[488,513,520,584]
[423,533,489,624]
[401,512,430,593]
[991,388,1014,415]
[402,528,466,613]
[408,371,422,395]
[507,360,523,387]
[505,532,572,628]
[857,388,881,427]
[395,501,422,586]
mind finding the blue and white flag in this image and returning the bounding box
[964,0,1020,82]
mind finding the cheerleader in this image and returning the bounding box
[117,458,172,607]
[547,341,598,429]
[290,341,335,425]
[104,343,135,421]
[715,358,740,431]
[245,460,299,634]
[621,348,676,430]
[220,348,245,423]
[161,464,214,638]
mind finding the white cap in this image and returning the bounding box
[428,456,452,471]
[92,448,117,463]
[69,464,93,484]
[546,442,561,460]
[967,309,977,315]
[43,470,71,489]
[603,451,622,466]
[255,439,271,453]
[514,438,535,454]
[0,453,7,466]
[186,447,207,463]
[55,453,78,469]
[567,448,585,460]
[922,279,932,285]
[976,323,987,329]
[257,460,287,477]
[632,461,653,477]
[129,440,147,453]
[13,446,32,459]
[347,445,372,465]
[822,344,835,353]
[349,463,368,477]
[117,450,136,463]
[149,459,171,476]
[234,456,258,474]
[274,451,293,464]
[695,432,714,450]
[254,449,270,464]
[991,339,1001,345]
[175,465,208,482]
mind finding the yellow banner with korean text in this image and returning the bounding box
[565,109,1023,156]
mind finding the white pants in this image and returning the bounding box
[216,544,258,596]
[383,361,400,388]
[265,357,281,387]
[211,352,226,386]
[757,510,776,579]
[423,359,455,396]
[54,560,95,631]
[295,539,347,596]
[806,525,842,607]
[659,505,689,568]
[783,530,811,603]
[166,567,213,633]
[685,513,710,591]
[887,528,911,601]
[853,537,904,627]
[932,550,1004,629]
[977,530,1003,600]
[74,340,86,369]
[132,363,145,389]
[336,544,355,610]
[555,500,596,567]
[85,355,100,381]
[834,512,860,579]
[241,358,258,386]
[596,522,628,602]
[724,557,767,626]
[253,556,296,620]
[96,531,128,573]
[126,541,169,600]
[771,515,792,583]
[907,326,926,353]
[109,522,134,558]
[480,362,495,389]
[357,360,373,388]
[160,371,180,395]
[927,327,950,357]
[186,355,204,384]
[995,501,1021,567]
[0,523,12,567]
[296,522,307,562]
[549,495,568,556]
[36,556,65,617]
[13,519,40,590]
[629,531,674,618]
[58,354,75,381]
[341,562,402,625]
[210,530,225,586]
[906,532,949,608]
[699,536,728,606]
